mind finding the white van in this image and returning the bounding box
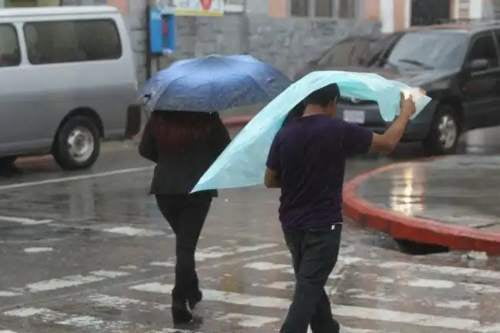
[0,6,139,170]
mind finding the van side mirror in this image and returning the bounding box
[469,58,489,72]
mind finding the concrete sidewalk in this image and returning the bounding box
[343,156,500,255]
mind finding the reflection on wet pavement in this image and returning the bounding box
[358,155,500,233]
[0,129,500,332]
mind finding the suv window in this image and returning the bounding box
[24,19,122,65]
[0,24,21,67]
[468,34,499,69]
[387,31,467,70]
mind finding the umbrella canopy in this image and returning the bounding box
[192,70,431,192]
[141,54,291,112]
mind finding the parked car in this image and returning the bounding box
[294,33,404,80]
[299,23,500,154]
[0,6,139,170]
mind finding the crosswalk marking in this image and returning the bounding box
[0,215,53,226]
[23,247,53,254]
[195,243,279,262]
[88,294,169,311]
[244,262,291,271]
[215,313,280,328]
[0,291,21,297]
[2,248,499,332]
[27,275,105,292]
[104,227,165,237]
[243,258,500,293]
[3,307,130,331]
[130,282,497,331]
[2,269,131,295]
[378,260,500,280]
[150,244,280,268]
[146,329,202,333]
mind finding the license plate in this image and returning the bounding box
[343,110,365,124]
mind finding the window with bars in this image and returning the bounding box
[291,0,309,17]
[290,0,357,18]
[315,0,333,17]
[338,0,355,18]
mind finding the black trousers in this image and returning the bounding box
[281,224,342,333]
[155,193,212,299]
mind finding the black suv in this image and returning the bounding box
[301,23,500,154]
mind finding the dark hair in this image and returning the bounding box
[282,102,305,127]
[151,111,222,152]
[303,83,340,107]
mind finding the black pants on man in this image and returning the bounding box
[155,193,212,300]
[280,224,342,333]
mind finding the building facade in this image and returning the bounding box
[0,0,381,81]
[254,0,500,32]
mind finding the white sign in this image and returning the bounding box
[343,110,366,124]
[174,0,224,16]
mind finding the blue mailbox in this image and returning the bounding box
[149,5,176,55]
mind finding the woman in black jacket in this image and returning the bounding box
[139,111,230,324]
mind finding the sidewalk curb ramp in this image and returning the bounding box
[343,163,500,255]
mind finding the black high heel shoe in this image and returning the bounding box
[188,289,203,310]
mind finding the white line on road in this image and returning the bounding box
[244,262,290,271]
[215,313,280,328]
[244,259,500,297]
[23,247,53,254]
[87,294,169,311]
[4,269,131,294]
[3,307,130,331]
[195,243,279,262]
[0,216,53,226]
[0,291,22,297]
[0,166,153,192]
[130,282,497,332]
[104,226,165,237]
[378,260,500,281]
[256,252,500,282]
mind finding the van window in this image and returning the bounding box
[24,19,122,65]
[0,24,21,67]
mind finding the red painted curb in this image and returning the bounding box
[343,162,500,255]
[222,115,253,128]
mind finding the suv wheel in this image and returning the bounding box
[423,106,461,155]
[53,116,100,170]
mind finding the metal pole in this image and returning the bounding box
[0,0,5,8]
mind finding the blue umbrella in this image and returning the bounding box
[141,55,291,112]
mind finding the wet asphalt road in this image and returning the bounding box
[1,127,500,333]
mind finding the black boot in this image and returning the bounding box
[172,292,192,325]
[188,289,203,310]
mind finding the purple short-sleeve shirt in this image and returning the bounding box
[266,114,373,230]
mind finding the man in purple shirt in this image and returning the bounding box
[265,83,416,333]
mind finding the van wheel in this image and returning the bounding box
[423,106,461,155]
[53,116,100,170]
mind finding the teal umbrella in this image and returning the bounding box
[192,71,431,192]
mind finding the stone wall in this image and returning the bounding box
[63,1,380,83]
[174,15,379,79]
